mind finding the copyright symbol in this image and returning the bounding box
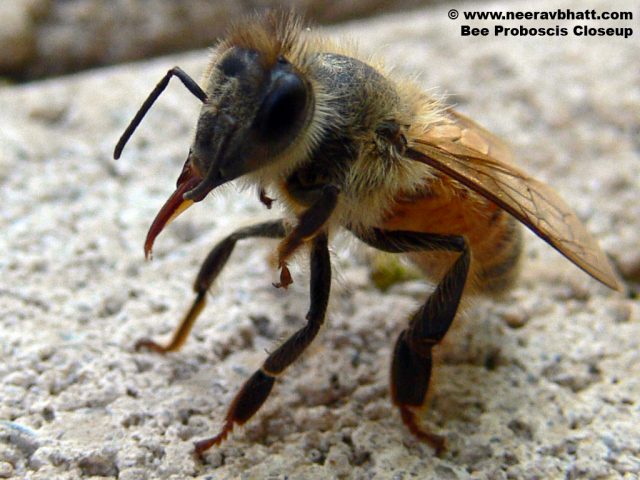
[448,9,459,20]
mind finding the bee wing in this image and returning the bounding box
[406,110,620,290]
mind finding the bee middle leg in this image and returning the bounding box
[358,228,470,455]
[194,231,331,455]
[135,219,287,353]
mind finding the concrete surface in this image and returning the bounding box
[1,0,638,478]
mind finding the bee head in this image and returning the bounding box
[115,12,318,258]
[186,46,313,201]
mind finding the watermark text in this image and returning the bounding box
[448,8,634,38]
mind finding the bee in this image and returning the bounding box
[114,11,620,456]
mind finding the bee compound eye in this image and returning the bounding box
[254,72,308,140]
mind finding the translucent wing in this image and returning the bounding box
[406,109,620,290]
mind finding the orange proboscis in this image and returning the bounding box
[144,173,201,259]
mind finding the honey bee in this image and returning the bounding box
[114,11,620,456]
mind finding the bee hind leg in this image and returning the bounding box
[356,229,470,454]
[135,219,287,353]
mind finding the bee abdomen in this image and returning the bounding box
[474,215,523,294]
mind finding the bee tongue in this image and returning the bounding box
[144,161,203,259]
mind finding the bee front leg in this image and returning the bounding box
[135,219,287,353]
[273,184,339,288]
[195,232,331,455]
[356,229,470,455]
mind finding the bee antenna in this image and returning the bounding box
[114,67,208,160]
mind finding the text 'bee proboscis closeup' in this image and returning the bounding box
[114,11,619,457]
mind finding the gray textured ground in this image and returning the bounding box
[1,0,639,479]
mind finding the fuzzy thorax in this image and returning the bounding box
[202,12,446,234]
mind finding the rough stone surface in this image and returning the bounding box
[1,0,639,479]
[0,0,440,79]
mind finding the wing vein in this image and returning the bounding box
[404,116,619,290]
